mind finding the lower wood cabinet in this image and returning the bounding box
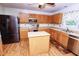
[58,32,69,48]
[20,28,28,41]
[68,37,79,55]
[50,29,58,41]
[50,29,69,49]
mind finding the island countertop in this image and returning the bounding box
[28,31,50,38]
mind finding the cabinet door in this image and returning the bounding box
[38,15,43,23]
[51,13,63,24]
[58,32,69,48]
[19,13,29,23]
[47,16,52,23]
[20,29,28,41]
[68,37,79,55]
[41,15,50,24]
[45,15,49,24]
[51,29,58,41]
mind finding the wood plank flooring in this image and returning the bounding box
[0,38,75,56]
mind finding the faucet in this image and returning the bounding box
[66,27,72,33]
[66,27,69,32]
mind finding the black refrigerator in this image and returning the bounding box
[0,15,20,44]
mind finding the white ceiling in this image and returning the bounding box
[0,3,74,13]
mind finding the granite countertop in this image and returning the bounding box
[28,31,50,38]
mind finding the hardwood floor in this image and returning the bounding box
[0,38,75,56]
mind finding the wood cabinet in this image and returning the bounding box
[19,13,29,23]
[19,12,63,24]
[50,29,58,41]
[20,28,28,41]
[50,28,69,48]
[51,13,63,24]
[29,14,51,23]
[58,32,69,48]
[48,16,52,23]
[68,37,79,55]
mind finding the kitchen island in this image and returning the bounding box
[28,31,50,55]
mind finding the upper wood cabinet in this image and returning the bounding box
[29,13,63,24]
[19,13,63,24]
[19,12,29,23]
[29,14,51,24]
[51,13,63,24]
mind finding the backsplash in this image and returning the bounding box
[19,24,60,28]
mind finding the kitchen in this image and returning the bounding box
[0,3,79,56]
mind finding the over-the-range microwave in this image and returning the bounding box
[28,18,37,23]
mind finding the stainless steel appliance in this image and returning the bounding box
[0,15,19,44]
[28,18,39,32]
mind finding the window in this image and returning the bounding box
[61,10,79,29]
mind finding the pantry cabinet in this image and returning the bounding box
[51,13,63,24]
